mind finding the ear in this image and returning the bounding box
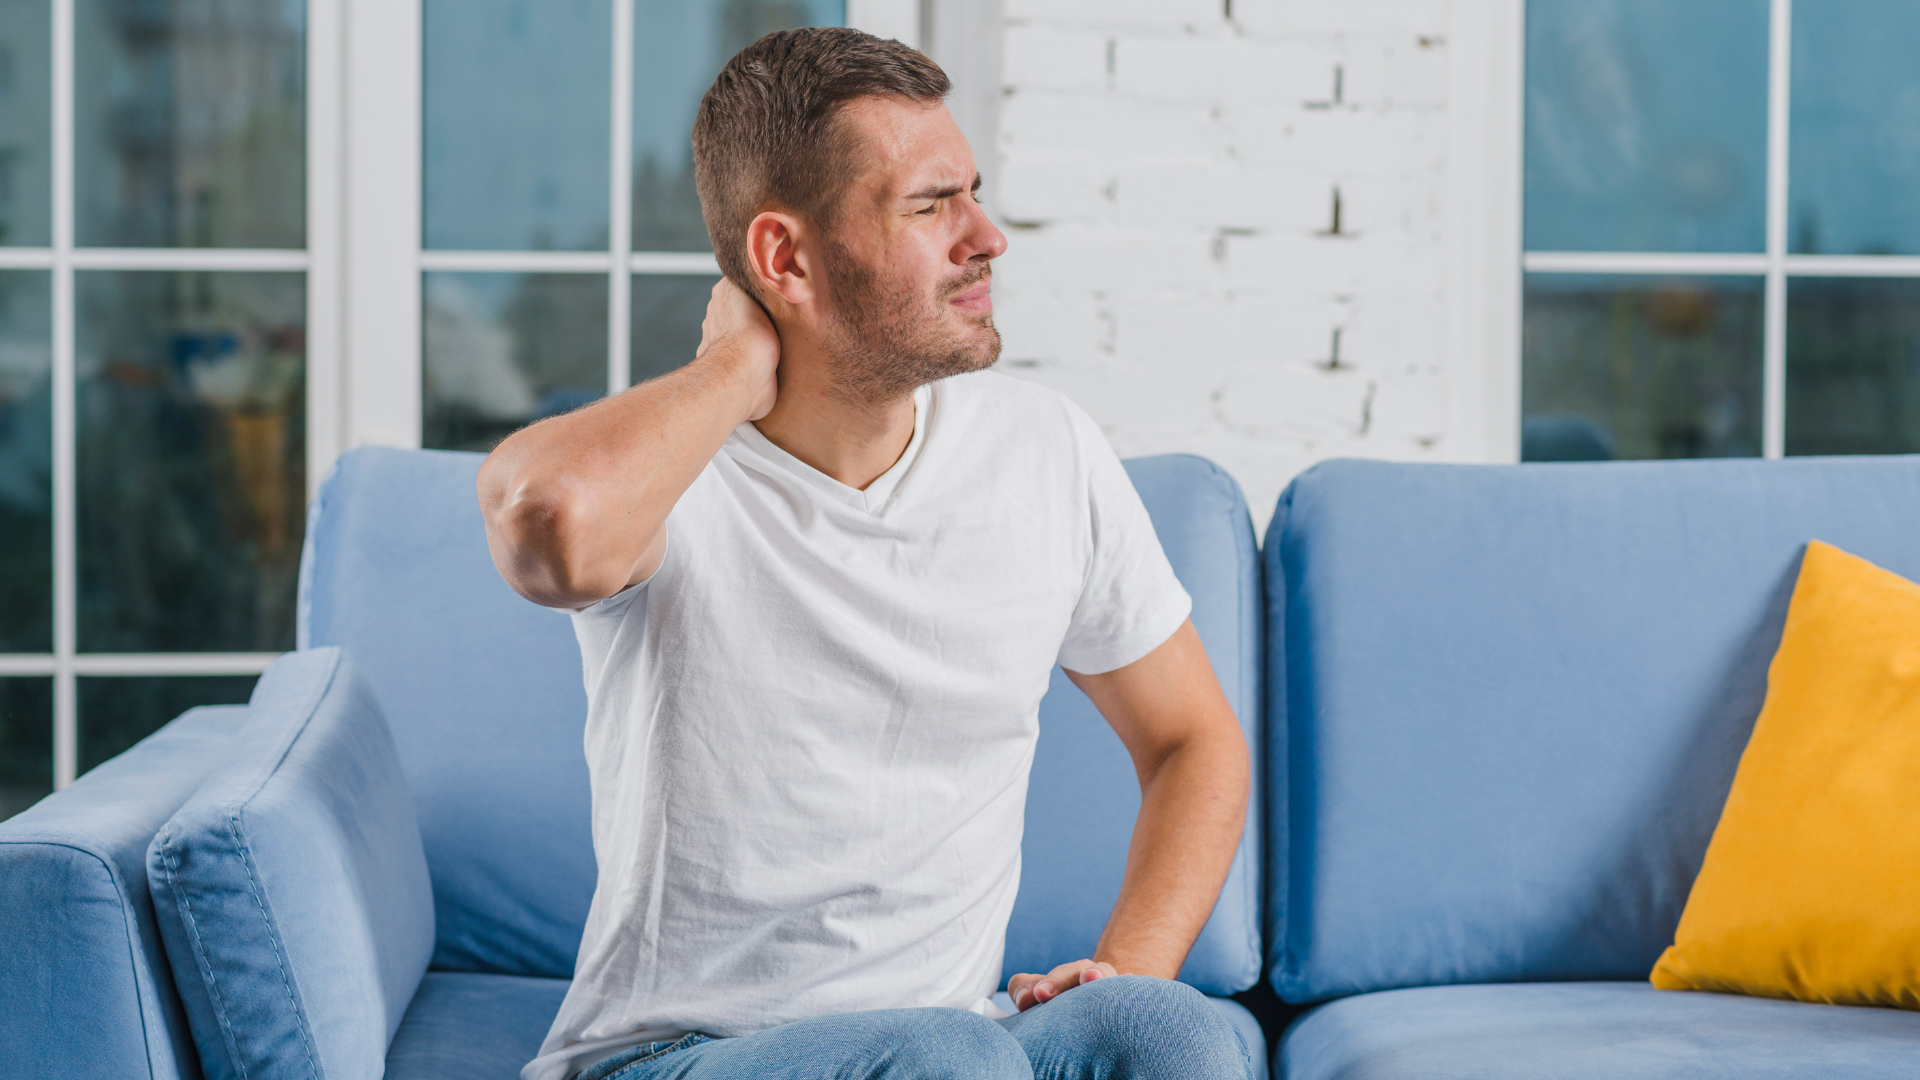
[744,210,818,309]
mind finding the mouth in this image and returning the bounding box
[947,279,993,316]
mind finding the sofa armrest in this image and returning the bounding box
[148,647,435,1080]
[0,706,248,1080]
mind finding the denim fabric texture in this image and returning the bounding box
[580,976,1252,1080]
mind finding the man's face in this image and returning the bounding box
[814,96,1009,404]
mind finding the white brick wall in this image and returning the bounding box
[989,0,1501,535]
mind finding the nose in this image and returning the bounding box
[956,194,1008,264]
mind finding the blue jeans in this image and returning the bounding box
[580,976,1252,1080]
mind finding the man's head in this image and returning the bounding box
[693,28,1007,405]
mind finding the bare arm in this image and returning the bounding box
[477,279,779,609]
[1008,619,1250,1009]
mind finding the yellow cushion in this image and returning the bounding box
[1651,540,1920,1008]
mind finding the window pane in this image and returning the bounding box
[1789,1,1920,255]
[0,270,51,652]
[425,0,611,251]
[630,273,718,385]
[424,272,608,452]
[0,1,52,246]
[78,674,254,777]
[0,677,51,821]
[1523,275,1763,461]
[76,271,305,652]
[631,0,843,252]
[74,0,306,249]
[1524,0,1768,253]
[1786,278,1920,455]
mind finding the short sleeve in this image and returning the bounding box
[1055,406,1192,675]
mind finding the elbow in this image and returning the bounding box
[478,459,620,606]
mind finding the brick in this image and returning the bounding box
[1007,0,1225,32]
[1232,0,1449,37]
[1113,37,1330,103]
[1228,106,1448,178]
[1113,163,1326,231]
[1002,24,1111,92]
[996,154,1110,224]
[1338,36,1450,107]
[999,93,1221,164]
[997,224,1223,297]
[1220,232,1446,297]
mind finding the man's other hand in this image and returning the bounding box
[696,277,780,422]
[1007,959,1119,1011]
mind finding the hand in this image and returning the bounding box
[695,277,780,422]
[1007,959,1119,1012]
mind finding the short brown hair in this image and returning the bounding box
[693,27,950,293]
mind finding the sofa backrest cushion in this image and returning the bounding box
[1266,456,1920,1002]
[301,446,1264,989]
[148,648,434,1080]
[301,447,593,977]
[1004,454,1264,995]
[0,706,246,1080]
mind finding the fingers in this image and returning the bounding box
[1008,960,1120,1011]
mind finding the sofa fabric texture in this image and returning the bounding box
[147,647,435,1080]
[1281,981,1920,1079]
[301,447,1267,998]
[1266,455,1920,1002]
[0,706,246,1080]
[1005,453,1265,996]
[300,447,595,978]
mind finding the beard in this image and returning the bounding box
[818,236,1002,406]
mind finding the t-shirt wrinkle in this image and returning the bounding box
[526,370,1190,1080]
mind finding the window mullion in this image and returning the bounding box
[50,0,76,790]
[609,0,634,395]
[1763,0,1793,460]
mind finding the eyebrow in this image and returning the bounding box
[903,173,983,201]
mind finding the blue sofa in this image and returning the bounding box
[7,447,1920,1078]
[1,447,1265,1080]
[1267,457,1920,1078]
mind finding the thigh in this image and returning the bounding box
[996,976,1253,1080]
[605,1008,1032,1080]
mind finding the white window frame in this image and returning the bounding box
[0,0,343,790]
[1516,0,1920,460]
[334,0,931,463]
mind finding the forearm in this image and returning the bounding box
[1093,731,1249,978]
[478,342,765,607]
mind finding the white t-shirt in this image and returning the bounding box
[524,370,1192,1080]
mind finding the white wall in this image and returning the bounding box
[983,0,1521,534]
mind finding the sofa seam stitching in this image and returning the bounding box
[160,828,252,1080]
[231,810,322,1080]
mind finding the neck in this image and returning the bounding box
[752,349,917,492]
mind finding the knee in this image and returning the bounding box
[1061,976,1252,1080]
[850,1009,1029,1080]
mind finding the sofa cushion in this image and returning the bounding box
[0,706,246,1080]
[385,971,571,1080]
[148,648,435,1080]
[1266,456,1920,1001]
[1005,454,1265,996]
[301,447,594,977]
[1652,541,1920,1008]
[1281,981,1920,1080]
[304,448,1265,992]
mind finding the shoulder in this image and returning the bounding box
[934,369,1095,439]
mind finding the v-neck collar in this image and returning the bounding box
[728,384,931,515]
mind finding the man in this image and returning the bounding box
[480,27,1252,1080]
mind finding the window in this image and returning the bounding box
[417,0,844,454]
[1521,0,1920,461]
[0,0,314,817]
